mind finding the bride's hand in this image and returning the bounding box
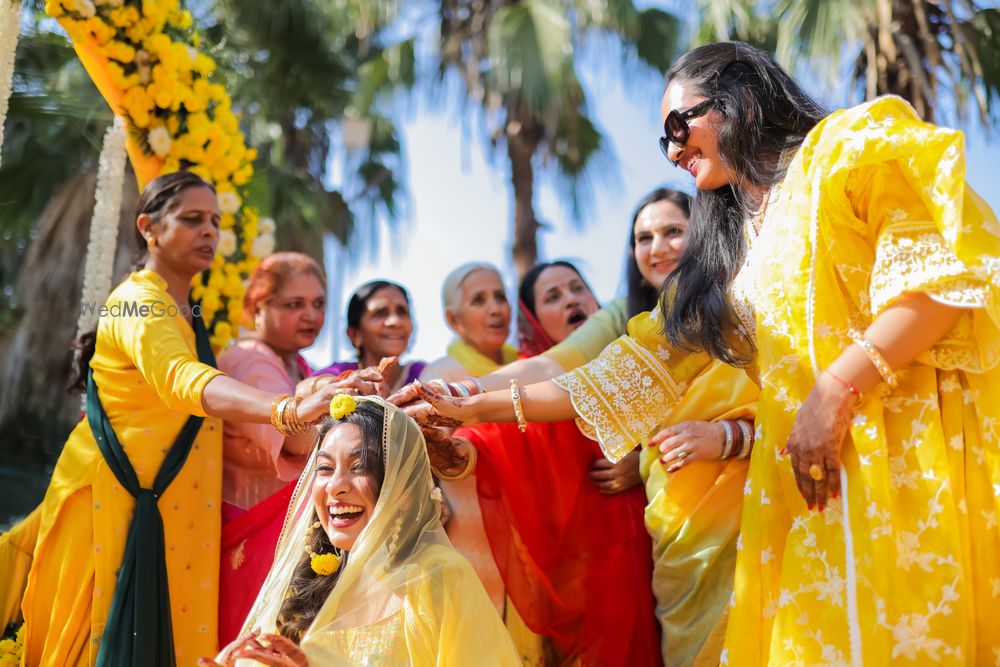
[229,633,309,667]
[412,381,478,428]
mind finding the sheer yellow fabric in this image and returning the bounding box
[542,298,629,372]
[723,96,1000,666]
[238,397,520,666]
[0,269,223,665]
[554,310,759,666]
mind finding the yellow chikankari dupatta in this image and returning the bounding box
[724,96,1000,666]
[554,310,759,666]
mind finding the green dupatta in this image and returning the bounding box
[86,304,216,667]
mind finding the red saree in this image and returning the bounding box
[455,302,660,666]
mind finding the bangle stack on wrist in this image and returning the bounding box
[271,394,309,436]
[717,419,754,460]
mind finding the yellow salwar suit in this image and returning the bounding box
[420,340,542,664]
[0,270,224,665]
[721,96,1000,665]
[552,309,759,667]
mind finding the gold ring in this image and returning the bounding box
[677,450,688,461]
[808,464,824,481]
[310,377,320,393]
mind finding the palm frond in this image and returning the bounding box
[487,0,577,117]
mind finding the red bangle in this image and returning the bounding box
[825,370,861,399]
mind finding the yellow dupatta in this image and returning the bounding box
[446,339,519,377]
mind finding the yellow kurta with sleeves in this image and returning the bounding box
[15,269,224,666]
[723,97,1000,666]
[553,310,759,667]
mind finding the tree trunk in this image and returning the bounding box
[506,115,544,278]
[0,169,138,463]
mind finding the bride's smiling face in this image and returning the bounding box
[312,423,380,552]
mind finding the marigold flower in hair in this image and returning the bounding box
[329,394,358,420]
[310,552,341,576]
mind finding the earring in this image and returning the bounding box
[305,521,342,576]
[147,235,157,248]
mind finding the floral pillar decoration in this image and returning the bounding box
[45,0,276,351]
[76,115,128,338]
[0,0,24,168]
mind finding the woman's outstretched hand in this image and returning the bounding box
[387,380,421,407]
[408,381,477,428]
[296,362,394,424]
[200,630,309,667]
[784,371,857,510]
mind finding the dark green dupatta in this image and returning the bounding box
[86,304,216,667]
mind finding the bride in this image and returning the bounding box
[202,396,518,666]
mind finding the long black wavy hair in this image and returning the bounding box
[658,42,828,366]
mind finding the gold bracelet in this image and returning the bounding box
[510,379,527,433]
[849,329,898,388]
[271,394,289,431]
[434,442,478,481]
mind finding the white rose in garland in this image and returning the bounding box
[218,191,241,215]
[250,233,275,259]
[217,229,237,258]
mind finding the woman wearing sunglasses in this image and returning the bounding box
[409,41,1000,666]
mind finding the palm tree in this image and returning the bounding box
[698,0,1000,127]
[431,0,683,276]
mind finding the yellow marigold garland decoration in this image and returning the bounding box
[45,0,273,351]
[329,393,358,420]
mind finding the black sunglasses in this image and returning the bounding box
[658,99,718,165]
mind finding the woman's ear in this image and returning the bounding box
[444,308,461,335]
[136,213,154,239]
[347,326,362,348]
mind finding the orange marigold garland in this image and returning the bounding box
[45,0,274,351]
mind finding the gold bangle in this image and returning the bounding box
[287,396,308,435]
[719,421,734,459]
[271,394,289,431]
[434,442,478,481]
[849,329,898,388]
[510,379,527,433]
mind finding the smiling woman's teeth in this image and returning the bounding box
[330,505,364,516]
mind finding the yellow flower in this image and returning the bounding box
[0,641,15,653]
[310,553,341,576]
[329,394,358,420]
[105,40,136,63]
[44,0,63,18]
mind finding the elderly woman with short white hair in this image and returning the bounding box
[419,262,543,663]
[421,262,518,382]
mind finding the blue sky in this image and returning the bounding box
[302,11,1000,370]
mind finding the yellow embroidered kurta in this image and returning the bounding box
[723,96,1000,665]
[554,310,758,666]
[7,269,224,666]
